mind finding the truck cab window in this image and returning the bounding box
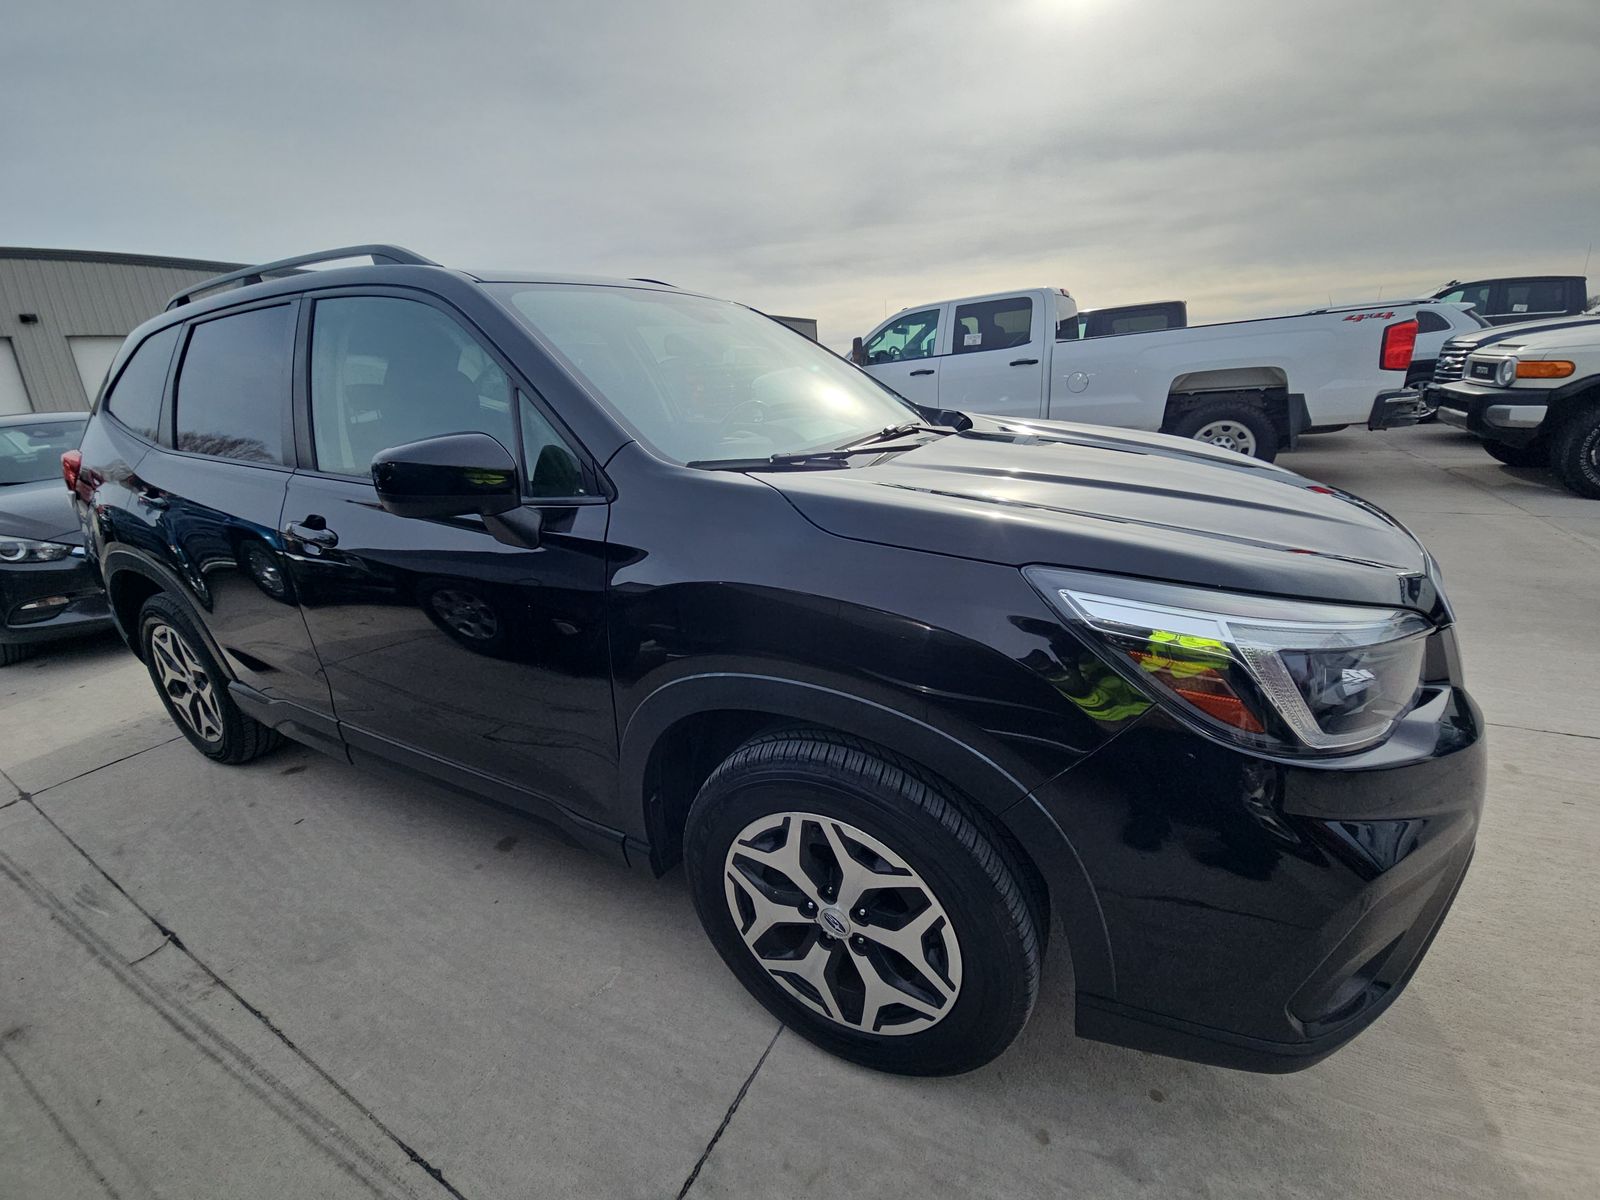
[952,297,1033,354]
[864,309,940,363]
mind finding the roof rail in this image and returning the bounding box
[165,244,438,310]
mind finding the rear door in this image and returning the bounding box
[937,294,1045,417]
[130,298,335,723]
[279,289,615,824]
[860,307,943,405]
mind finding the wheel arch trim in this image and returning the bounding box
[619,670,1117,999]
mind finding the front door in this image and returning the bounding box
[280,292,615,823]
[936,294,1045,418]
[860,306,943,405]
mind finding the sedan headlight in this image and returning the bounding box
[1495,357,1517,387]
[0,535,75,564]
[1025,567,1432,755]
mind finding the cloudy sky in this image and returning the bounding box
[4,1,1597,346]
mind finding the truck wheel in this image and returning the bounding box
[1483,438,1549,469]
[1170,400,1280,462]
[684,729,1042,1075]
[1550,405,1600,498]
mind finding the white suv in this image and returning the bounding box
[1438,322,1600,497]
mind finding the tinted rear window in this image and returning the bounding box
[102,325,180,440]
[174,305,293,464]
[1414,309,1451,334]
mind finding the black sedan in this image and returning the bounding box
[1,412,111,665]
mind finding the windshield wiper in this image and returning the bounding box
[687,421,964,472]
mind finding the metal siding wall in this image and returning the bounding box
[0,258,219,412]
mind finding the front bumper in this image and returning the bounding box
[1023,679,1485,1072]
[0,553,113,646]
[1436,382,1554,447]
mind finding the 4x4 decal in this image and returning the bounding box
[1343,310,1396,322]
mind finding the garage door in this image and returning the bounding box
[68,335,127,405]
[0,339,31,415]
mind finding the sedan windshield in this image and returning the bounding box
[492,284,919,465]
[0,419,85,485]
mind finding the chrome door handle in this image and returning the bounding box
[1009,358,1039,366]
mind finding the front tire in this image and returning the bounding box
[684,730,1041,1075]
[1550,405,1600,498]
[1483,438,1549,469]
[138,593,281,764]
[1,642,35,668]
[1169,399,1280,462]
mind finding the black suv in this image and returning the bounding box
[71,246,1485,1076]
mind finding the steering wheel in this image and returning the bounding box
[718,397,768,430]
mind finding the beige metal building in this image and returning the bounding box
[0,248,239,415]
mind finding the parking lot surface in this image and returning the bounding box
[3,425,1597,1199]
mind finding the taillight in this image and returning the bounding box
[1380,319,1418,371]
[61,449,82,494]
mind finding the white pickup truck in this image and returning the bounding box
[850,287,1438,461]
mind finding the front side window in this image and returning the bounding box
[0,418,86,486]
[491,284,918,466]
[864,309,940,363]
[1438,284,1491,313]
[102,324,180,440]
[174,306,293,464]
[952,297,1033,354]
[310,297,516,478]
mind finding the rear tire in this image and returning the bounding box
[1483,438,1550,469]
[1169,399,1280,462]
[1550,405,1600,498]
[0,642,35,668]
[138,593,281,764]
[684,729,1041,1076]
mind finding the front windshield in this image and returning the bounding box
[492,284,919,464]
[0,419,85,486]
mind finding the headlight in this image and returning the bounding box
[1495,357,1517,387]
[1025,567,1432,755]
[0,535,75,564]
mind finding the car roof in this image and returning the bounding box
[0,411,88,428]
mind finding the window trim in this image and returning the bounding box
[97,322,183,448]
[293,285,608,505]
[164,296,301,472]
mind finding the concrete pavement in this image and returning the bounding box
[2,424,1597,1198]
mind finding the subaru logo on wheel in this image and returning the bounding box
[819,907,850,937]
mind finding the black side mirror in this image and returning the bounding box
[850,336,867,365]
[372,432,521,520]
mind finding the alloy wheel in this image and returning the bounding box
[722,811,963,1035]
[149,623,224,742]
[1192,419,1257,457]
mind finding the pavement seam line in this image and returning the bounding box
[27,734,184,799]
[17,801,469,1200]
[1486,720,1600,743]
[676,1026,783,1200]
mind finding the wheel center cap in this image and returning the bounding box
[818,906,852,938]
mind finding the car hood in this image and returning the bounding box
[756,418,1437,610]
[1475,321,1600,356]
[1449,314,1600,350]
[0,478,83,544]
